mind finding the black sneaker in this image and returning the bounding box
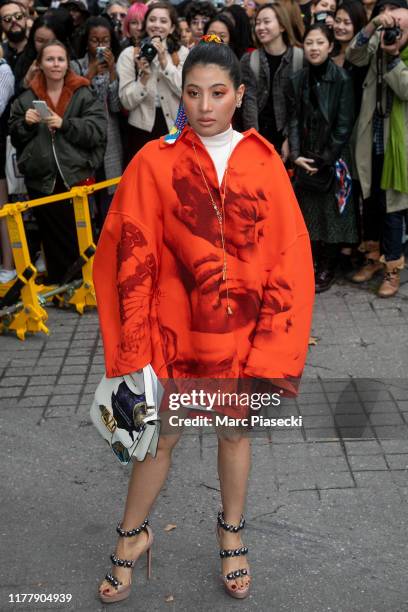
[315,268,336,293]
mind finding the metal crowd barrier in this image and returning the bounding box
[0,177,120,340]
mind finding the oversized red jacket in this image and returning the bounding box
[93,127,314,387]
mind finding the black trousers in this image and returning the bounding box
[28,176,80,284]
[124,107,168,167]
[362,150,405,261]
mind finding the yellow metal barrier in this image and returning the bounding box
[0,177,120,340]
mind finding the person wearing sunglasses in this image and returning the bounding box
[0,1,28,72]
[105,0,130,43]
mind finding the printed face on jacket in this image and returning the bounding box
[169,152,268,335]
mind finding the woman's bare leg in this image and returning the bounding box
[99,432,181,596]
[217,429,251,591]
[0,179,14,270]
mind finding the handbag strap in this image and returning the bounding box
[142,365,156,408]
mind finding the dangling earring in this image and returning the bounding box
[236,99,242,108]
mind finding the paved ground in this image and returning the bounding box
[1,270,408,612]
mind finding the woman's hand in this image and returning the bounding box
[25,108,41,125]
[366,10,398,37]
[294,157,318,174]
[101,48,116,81]
[86,60,99,81]
[151,36,168,70]
[44,111,63,130]
[371,11,398,30]
[280,138,290,163]
[135,54,152,85]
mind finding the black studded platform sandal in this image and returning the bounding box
[99,518,153,604]
[216,510,251,599]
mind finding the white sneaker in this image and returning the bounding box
[35,252,46,273]
[0,268,17,283]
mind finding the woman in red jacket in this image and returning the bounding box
[94,36,314,603]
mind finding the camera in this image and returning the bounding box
[139,37,158,63]
[380,25,402,45]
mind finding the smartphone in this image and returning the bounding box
[96,46,107,63]
[32,100,52,119]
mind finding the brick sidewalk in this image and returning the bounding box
[1,279,408,611]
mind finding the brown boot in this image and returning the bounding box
[377,256,405,298]
[351,241,382,283]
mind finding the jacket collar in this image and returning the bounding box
[260,45,292,66]
[159,125,272,152]
[29,69,90,117]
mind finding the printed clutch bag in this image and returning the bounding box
[90,365,161,465]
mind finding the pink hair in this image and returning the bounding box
[123,3,148,38]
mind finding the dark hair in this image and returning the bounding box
[221,5,254,57]
[182,40,242,89]
[37,39,70,63]
[334,1,367,38]
[303,22,334,44]
[0,0,26,12]
[79,15,121,60]
[13,12,75,86]
[255,3,299,48]
[185,1,217,26]
[204,14,239,58]
[141,1,181,52]
[312,0,337,5]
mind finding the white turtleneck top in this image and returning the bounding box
[198,125,243,187]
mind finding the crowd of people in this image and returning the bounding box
[0,0,407,295]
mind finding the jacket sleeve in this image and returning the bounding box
[346,30,380,67]
[157,49,186,98]
[243,151,314,391]
[322,74,354,164]
[286,76,301,162]
[0,64,14,116]
[117,46,155,111]
[93,144,163,377]
[8,95,39,149]
[383,60,408,101]
[59,88,107,149]
[240,52,259,131]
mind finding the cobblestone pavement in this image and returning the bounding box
[1,273,408,612]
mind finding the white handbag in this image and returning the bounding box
[90,365,161,465]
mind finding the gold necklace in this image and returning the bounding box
[192,135,234,316]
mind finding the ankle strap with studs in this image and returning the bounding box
[220,546,248,558]
[116,518,148,537]
[217,511,245,532]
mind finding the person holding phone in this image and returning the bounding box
[77,16,124,228]
[311,0,337,27]
[9,40,107,284]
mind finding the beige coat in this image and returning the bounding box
[117,45,189,133]
[346,32,408,213]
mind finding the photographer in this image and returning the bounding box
[346,0,408,297]
[116,1,188,162]
[104,0,129,45]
